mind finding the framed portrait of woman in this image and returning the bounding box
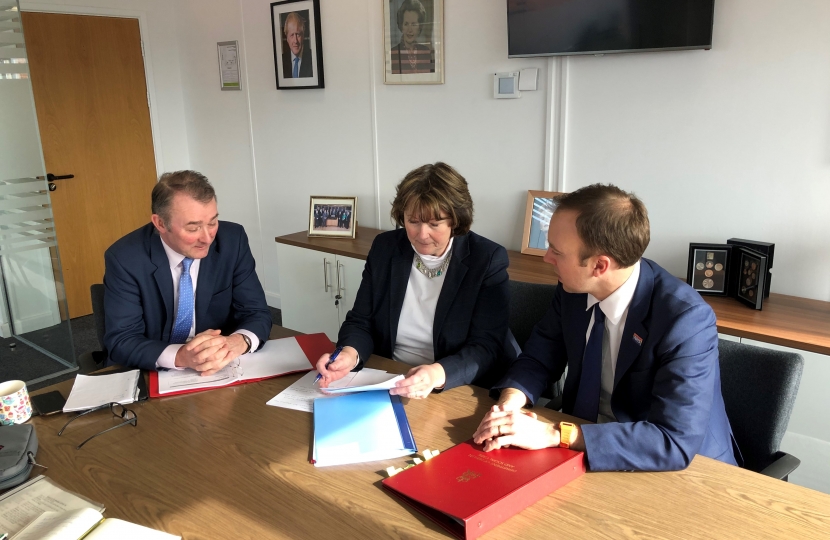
[521,190,564,256]
[383,0,444,84]
[271,0,325,89]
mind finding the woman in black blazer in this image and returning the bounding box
[316,163,514,398]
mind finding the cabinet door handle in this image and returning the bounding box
[323,258,331,292]
[335,261,344,304]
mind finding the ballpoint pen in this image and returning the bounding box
[314,346,343,384]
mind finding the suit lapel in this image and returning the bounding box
[389,234,413,344]
[614,261,653,389]
[150,232,174,337]
[195,239,219,332]
[432,234,469,350]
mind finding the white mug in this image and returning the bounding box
[0,380,33,425]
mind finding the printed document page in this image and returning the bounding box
[156,361,241,394]
[11,508,101,540]
[0,476,104,537]
[239,337,313,380]
[85,517,180,539]
[266,369,394,412]
[322,370,404,394]
[63,371,140,412]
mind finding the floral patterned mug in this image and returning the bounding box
[0,380,32,425]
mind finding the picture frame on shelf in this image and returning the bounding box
[727,238,774,298]
[270,0,325,90]
[308,196,357,238]
[686,243,732,296]
[521,190,563,256]
[383,0,444,85]
[730,246,767,310]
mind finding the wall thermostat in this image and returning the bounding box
[494,72,520,99]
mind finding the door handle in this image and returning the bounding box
[37,173,75,181]
[335,261,343,306]
[323,258,331,292]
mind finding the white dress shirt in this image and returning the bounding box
[393,238,454,366]
[584,260,641,424]
[156,238,259,370]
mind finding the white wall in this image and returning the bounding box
[562,0,830,300]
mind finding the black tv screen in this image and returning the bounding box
[507,0,715,57]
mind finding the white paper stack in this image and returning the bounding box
[63,371,140,412]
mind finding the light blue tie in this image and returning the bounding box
[170,258,194,344]
[293,57,300,78]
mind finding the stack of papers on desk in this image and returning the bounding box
[63,371,140,412]
[150,333,333,397]
[266,368,403,413]
[12,508,180,540]
[312,391,416,467]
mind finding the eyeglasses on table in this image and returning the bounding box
[57,402,138,449]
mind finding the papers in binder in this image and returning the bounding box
[312,391,416,467]
[155,336,316,395]
[267,368,403,413]
[0,476,104,537]
[63,371,140,412]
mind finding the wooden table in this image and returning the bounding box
[276,227,830,355]
[28,326,830,539]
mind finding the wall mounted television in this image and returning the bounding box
[507,0,715,57]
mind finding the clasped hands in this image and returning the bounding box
[472,388,569,452]
[315,347,446,399]
[175,329,249,376]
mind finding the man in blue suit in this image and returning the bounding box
[473,184,739,471]
[103,170,271,374]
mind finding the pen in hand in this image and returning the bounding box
[314,346,344,384]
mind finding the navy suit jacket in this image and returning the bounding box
[103,222,272,371]
[337,229,514,390]
[496,258,739,472]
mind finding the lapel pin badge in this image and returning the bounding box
[633,333,643,346]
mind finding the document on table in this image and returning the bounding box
[0,476,104,537]
[156,336,315,395]
[266,368,402,412]
[63,371,140,412]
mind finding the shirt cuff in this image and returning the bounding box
[156,344,185,370]
[232,329,259,354]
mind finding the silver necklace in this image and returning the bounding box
[414,249,452,279]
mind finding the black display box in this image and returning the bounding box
[687,244,733,296]
[729,246,767,310]
[726,238,774,298]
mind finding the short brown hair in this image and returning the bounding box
[152,170,216,227]
[390,162,474,236]
[554,184,649,267]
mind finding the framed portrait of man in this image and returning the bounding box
[271,0,325,89]
[383,0,444,84]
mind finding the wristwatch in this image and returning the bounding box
[239,333,252,355]
[559,421,578,449]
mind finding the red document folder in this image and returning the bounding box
[382,439,585,539]
[148,333,333,398]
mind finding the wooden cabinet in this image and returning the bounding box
[276,242,363,341]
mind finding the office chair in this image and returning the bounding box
[718,339,803,480]
[77,284,108,373]
[507,280,565,409]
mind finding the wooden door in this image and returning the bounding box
[21,12,157,317]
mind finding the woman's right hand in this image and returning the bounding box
[315,346,359,388]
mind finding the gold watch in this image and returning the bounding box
[559,421,578,449]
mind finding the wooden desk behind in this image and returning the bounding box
[28,327,830,539]
[276,228,830,355]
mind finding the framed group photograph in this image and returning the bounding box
[521,190,563,256]
[383,0,444,84]
[308,196,357,238]
[686,243,733,296]
[271,0,325,89]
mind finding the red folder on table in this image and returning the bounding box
[149,333,333,398]
[382,439,585,539]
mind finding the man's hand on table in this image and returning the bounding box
[175,329,248,376]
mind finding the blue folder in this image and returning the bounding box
[312,391,416,467]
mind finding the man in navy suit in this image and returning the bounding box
[103,170,271,373]
[473,184,739,471]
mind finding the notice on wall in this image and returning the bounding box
[217,40,241,90]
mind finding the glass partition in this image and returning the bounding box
[0,0,76,385]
